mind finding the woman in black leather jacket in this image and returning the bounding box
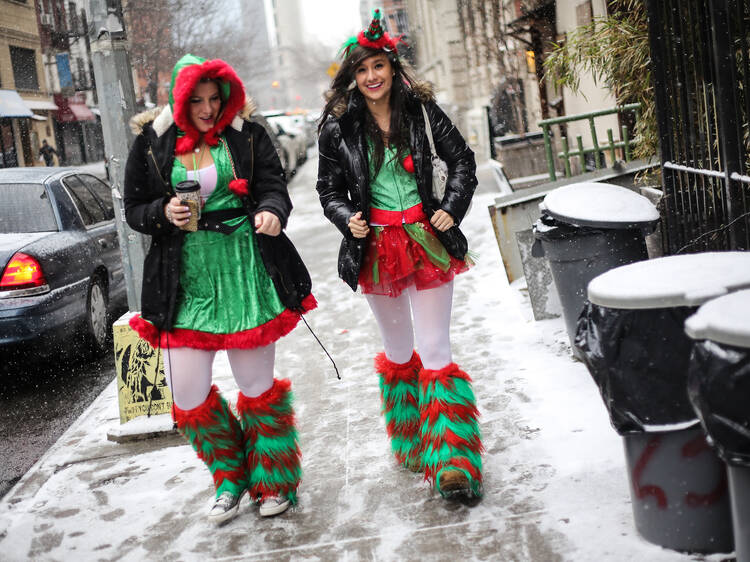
[316,10,483,501]
[124,54,314,522]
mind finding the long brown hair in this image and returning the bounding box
[319,45,419,177]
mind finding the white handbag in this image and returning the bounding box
[421,103,448,200]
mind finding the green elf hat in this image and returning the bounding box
[339,8,406,58]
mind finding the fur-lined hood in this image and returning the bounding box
[129,97,257,138]
[129,54,250,154]
[330,79,435,119]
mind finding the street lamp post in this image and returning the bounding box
[88,0,147,310]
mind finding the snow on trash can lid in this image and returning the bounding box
[685,288,750,348]
[587,251,750,309]
[539,182,659,229]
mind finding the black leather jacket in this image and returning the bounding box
[124,113,311,330]
[316,90,477,290]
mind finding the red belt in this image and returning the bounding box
[370,203,426,226]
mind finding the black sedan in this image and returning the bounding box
[0,167,127,357]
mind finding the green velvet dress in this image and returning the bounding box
[165,139,287,348]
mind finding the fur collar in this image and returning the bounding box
[129,98,258,137]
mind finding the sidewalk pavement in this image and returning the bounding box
[0,154,730,561]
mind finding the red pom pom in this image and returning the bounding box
[229,178,249,197]
[176,135,197,154]
[402,154,415,174]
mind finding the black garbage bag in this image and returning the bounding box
[575,301,699,434]
[688,340,750,468]
[532,214,607,248]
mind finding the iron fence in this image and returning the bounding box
[648,0,749,253]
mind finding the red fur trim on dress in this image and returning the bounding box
[172,59,246,154]
[129,294,317,350]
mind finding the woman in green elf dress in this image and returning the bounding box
[124,54,315,523]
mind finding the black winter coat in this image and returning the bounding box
[316,89,477,290]
[124,109,311,331]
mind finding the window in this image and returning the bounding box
[68,2,80,34]
[0,184,57,233]
[75,57,87,89]
[78,174,114,220]
[396,10,408,31]
[10,47,39,91]
[63,175,106,225]
[56,53,73,89]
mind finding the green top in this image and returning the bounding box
[368,144,421,212]
[171,143,243,213]
[168,136,287,337]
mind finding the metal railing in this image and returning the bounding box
[539,103,642,181]
[648,0,749,253]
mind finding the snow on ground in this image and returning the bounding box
[0,152,734,561]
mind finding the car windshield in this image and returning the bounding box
[0,183,58,233]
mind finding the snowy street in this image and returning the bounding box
[0,152,725,561]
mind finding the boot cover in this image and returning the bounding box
[237,378,302,505]
[173,385,247,498]
[419,363,483,497]
[375,351,422,470]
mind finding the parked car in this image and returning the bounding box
[249,113,294,179]
[262,111,308,171]
[0,167,127,357]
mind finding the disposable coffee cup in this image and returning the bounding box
[175,180,201,232]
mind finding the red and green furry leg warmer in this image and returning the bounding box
[236,378,302,505]
[419,363,483,497]
[376,352,422,469]
[173,385,247,498]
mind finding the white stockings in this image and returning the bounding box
[163,344,276,410]
[365,281,454,370]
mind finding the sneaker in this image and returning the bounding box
[438,469,472,498]
[207,491,244,524]
[259,495,291,517]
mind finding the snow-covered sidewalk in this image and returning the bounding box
[0,155,727,561]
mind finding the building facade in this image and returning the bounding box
[0,0,54,167]
[0,0,104,168]
[405,0,625,175]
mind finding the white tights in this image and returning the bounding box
[163,344,275,410]
[365,281,454,370]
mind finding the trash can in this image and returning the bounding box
[576,251,750,553]
[686,289,750,562]
[532,182,659,352]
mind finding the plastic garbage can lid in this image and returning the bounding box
[685,288,750,348]
[587,251,750,309]
[539,182,659,228]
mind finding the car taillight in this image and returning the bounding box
[0,252,47,291]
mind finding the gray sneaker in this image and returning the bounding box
[259,495,291,517]
[208,491,244,524]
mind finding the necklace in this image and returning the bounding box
[191,143,208,184]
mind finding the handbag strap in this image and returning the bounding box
[420,103,439,159]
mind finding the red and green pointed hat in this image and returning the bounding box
[340,8,405,58]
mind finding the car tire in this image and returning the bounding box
[85,275,109,355]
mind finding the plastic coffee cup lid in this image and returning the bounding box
[685,289,750,348]
[587,252,750,309]
[540,182,659,228]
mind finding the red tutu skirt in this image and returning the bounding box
[358,218,471,297]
